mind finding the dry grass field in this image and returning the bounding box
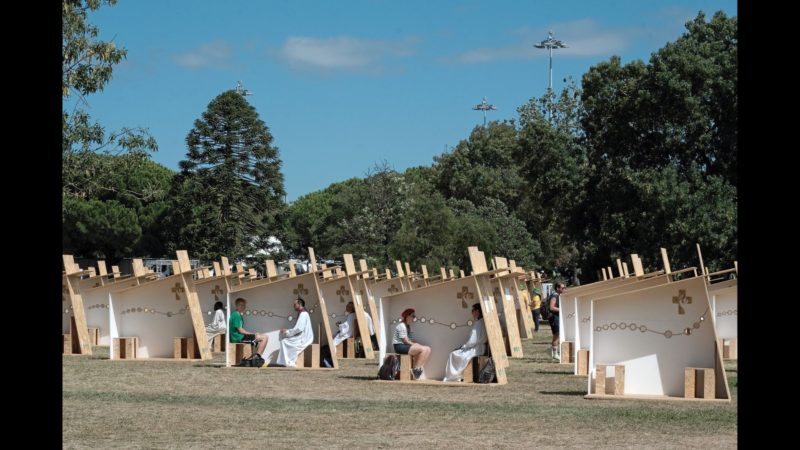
[63,325,737,449]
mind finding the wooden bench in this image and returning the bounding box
[112,337,138,359]
[87,327,100,346]
[577,349,590,376]
[596,364,625,395]
[384,353,416,381]
[462,355,492,383]
[335,338,356,359]
[63,334,73,354]
[718,338,737,360]
[560,341,574,364]
[684,368,715,399]
[296,343,320,368]
[211,334,227,352]
[228,342,253,366]
[173,336,200,359]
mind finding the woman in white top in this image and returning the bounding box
[443,303,487,382]
[392,308,431,380]
[205,301,227,348]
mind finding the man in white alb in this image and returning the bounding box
[275,297,314,367]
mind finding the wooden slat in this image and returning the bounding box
[308,248,317,272]
[176,250,212,360]
[660,248,672,274]
[266,260,278,278]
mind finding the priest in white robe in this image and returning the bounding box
[443,303,487,382]
[276,298,314,367]
[331,302,356,350]
[204,301,227,347]
[363,306,379,350]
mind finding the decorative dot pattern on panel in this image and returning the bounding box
[120,306,190,318]
[594,308,710,339]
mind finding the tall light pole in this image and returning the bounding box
[472,97,496,127]
[533,31,567,92]
[236,80,253,96]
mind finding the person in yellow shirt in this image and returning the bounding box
[530,287,542,333]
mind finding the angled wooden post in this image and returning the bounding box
[340,254,375,359]
[631,254,645,277]
[63,255,93,355]
[176,251,211,360]
[97,260,108,278]
[660,247,672,276]
[696,243,706,278]
[306,248,317,272]
[616,259,624,278]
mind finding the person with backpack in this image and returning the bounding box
[392,308,431,380]
[548,283,565,360]
[443,303,487,382]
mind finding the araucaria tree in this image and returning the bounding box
[166,91,286,260]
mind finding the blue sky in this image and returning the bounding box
[68,0,736,202]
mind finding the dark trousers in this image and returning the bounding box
[532,309,541,332]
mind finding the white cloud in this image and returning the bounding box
[276,36,418,73]
[173,41,233,69]
[446,19,632,64]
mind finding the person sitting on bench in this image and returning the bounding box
[275,297,314,367]
[363,306,379,351]
[229,298,268,359]
[443,303,487,382]
[205,301,227,348]
[392,308,431,380]
[320,301,356,367]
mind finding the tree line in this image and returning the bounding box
[63,1,736,283]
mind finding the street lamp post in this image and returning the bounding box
[472,97,497,127]
[236,80,253,96]
[533,31,567,92]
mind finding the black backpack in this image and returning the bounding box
[377,354,400,380]
[477,357,497,383]
[541,293,554,321]
[237,353,265,368]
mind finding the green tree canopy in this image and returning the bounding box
[165,91,286,261]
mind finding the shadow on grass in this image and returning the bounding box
[539,390,586,396]
[338,375,377,381]
[534,370,574,375]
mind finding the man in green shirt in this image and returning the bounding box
[230,297,268,356]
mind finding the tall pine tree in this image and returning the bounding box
[166,90,286,261]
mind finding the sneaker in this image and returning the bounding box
[553,352,561,361]
[412,367,423,380]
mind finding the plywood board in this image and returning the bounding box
[376,273,508,384]
[587,276,729,401]
[227,271,337,369]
